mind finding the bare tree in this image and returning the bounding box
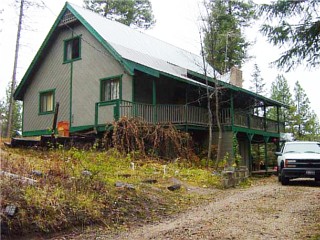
[198,1,223,168]
[7,0,24,138]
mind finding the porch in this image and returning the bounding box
[95,100,284,133]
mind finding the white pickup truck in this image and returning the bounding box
[275,141,320,185]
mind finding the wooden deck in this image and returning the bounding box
[96,100,284,133]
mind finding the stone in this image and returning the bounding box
[31,170,43,177]
[142,179,157,184]
[82,170,92,176]
[115,181,135,190]
[167,184,181,191]
[5,205,17,217]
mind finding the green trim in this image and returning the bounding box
[22,100,24,133]
[100,75,122,102]
[96,124,107,132]
[14,2,132,101]
[114,100,120,120]
[70,125,93,133]
[38,89,55,115]
[67,4,133,76]
[175,125,208,131]
[23,129,52,137]
[94,102,99,129]
[152,78,156,123]
[125,60,160,78]
[63,35,82,63]
[187,69,286,108]
[161,72,212,89]
[230,92,234,127]
[14,3,69,100]
[233,126,280,138]
[98,100,118,106]
[69,61,73,127]
[132,75,135,102]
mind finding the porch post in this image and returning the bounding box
[277,105,280,133]
[264,136,270,173]
[263,103,267,131]
[231,92,234,126]
[247,133,254,174]
[152,78,157,123]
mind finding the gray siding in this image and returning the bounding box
[23,30,71,133]
[23,22,133,134]
[71,24,132,127]
[98,105,115,124]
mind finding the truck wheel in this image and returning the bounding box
[277,167,281,182]
[281,172,289,185]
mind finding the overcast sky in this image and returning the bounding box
[0,0,319,117]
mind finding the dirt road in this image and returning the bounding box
[92,176,320,240]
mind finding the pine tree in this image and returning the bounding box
[268,74,295,133]
[204,0,256,74]
[249,63,266,95]
[249,64,266,116]
[293,81,313,139]
[259,0,320,71]
[84,0,155,29]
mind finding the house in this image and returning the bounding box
[14,2,285,171]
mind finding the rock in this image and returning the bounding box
[31,170,43,177]
[142,179,157,184]
[4,205,17,217]
[115,181,135,190]
[82,170,92,176]
[167,184,181,191]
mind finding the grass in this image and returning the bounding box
[0,143,222,237]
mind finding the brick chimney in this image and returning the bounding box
[229,66,243,88]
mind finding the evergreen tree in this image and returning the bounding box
[203,0,256,74]
[304,111,320,141]
[293,81,313,139]
[249,63,266,95]
[268,74,295,133]
[259,0,320,71]
[1,83,22,138]
[249,63,266,116]
[84,0,155,29]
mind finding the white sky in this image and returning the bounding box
[0,0,319,117]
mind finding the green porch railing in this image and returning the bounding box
[95,102,284,133]
[118,100,209,126]
[217,108,284,133]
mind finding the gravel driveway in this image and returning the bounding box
[96,176,319,240]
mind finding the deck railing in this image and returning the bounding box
[217,108,284,133]
[96,101,284,133]
[118,100,209,126]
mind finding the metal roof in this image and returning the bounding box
[69,3,219,81]
[14,2,285,108]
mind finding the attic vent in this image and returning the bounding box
[59,10,77,26]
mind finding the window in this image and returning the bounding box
[64,36,81,62]
[101,76,120,102]
[39,90,54,114]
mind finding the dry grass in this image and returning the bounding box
[0,142,221,238]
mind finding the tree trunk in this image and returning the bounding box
[7,0,24,138]
[215,86,222,168]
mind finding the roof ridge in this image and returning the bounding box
[67,2,202,59]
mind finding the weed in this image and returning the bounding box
[0,143,222,237]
